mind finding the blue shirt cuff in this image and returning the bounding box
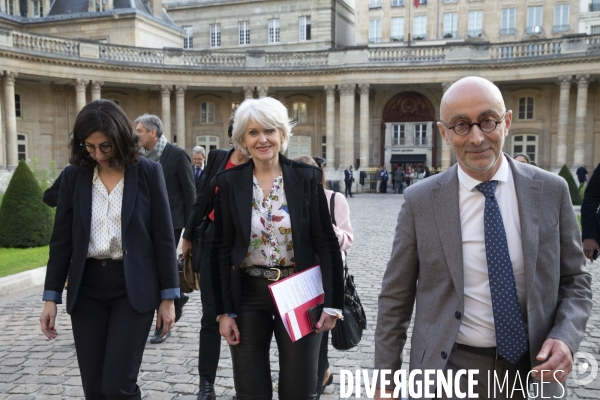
[161,288,180,300]
[42,290,62,304]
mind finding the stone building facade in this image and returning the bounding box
[0,0,599,190]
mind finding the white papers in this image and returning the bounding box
[268,265,324,339]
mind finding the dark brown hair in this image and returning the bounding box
[69,100,141,170]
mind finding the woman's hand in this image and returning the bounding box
[219,316,241,345]
[182,238,193,259]
[156,299,175,338]
[40,301,58,339]
[315,311,337,334]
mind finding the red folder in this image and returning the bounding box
[285,293,325,342]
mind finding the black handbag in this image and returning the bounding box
[327,193,367,351]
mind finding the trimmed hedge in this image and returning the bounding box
[0,160,53,248]
[558,164,582,206]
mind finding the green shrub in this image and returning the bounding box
[0,160,53,248]
[558,164,582,206]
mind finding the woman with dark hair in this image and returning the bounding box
[212,97,344,399]
[39,100,179,399]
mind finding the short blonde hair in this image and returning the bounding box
[231,97,295,157]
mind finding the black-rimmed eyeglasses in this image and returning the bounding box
[81,143,113,154]
[440,111,507,136]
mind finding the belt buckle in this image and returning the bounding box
[268,267,282,281]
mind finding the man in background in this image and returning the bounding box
[344,165,354,198]
[192,146,206,196]
[136,113,196,344]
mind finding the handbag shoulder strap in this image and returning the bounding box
[329,192,337,226]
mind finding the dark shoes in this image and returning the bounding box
[175,293,189,323]
[197,377,216,400]
[150,327,171,344]
[316,369,333,399]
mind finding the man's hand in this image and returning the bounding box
[40,301,58,339]
[219,316,241,345]
[156,299,175,338]
[583,239,599,262]
[531,338,573,383]
[182,238,193,259]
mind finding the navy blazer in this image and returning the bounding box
[211,154,344,316]
[43,157,179,314]
[159,143,196,230]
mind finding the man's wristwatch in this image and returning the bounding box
[216,313,237,322]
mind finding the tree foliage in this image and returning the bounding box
[558,164,582,206]
[0,160,53,248]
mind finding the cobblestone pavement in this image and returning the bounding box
[0,193,599,399]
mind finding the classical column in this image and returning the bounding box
[573,74,590,167]
[91,81,103,101]
[74,79,88,112]
[359,84,370,169]
[243,86,254,100]
[3,71,18,169]
[440,81,453,168]
[175,85,186,149]
[258,87,268,98]
[161,85,172,142]
[556,75,572,168]
[325,85,336,168]
[339,83,356,169]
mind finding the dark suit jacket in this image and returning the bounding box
[344,169,353,183]
[211,154,344,316]
[159,143,196,230]
[43,170,63,207]
[193,165,205,197]
[43,157,179,314]
[183,148,231,241]
[581,162,600,243]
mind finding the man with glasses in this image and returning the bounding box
[375,77,592,399]
[135,113,196,344]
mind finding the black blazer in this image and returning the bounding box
[183,148,231,241]
[193,165,205,198]
[43,157,179,314]
[581,162,600,243]
[211,154,344,315]
[159,143,196,230]
[43,170,63,207]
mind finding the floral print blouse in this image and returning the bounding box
[242,174,295,268]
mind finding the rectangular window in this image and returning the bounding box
[414,124,427,145]
[15,93,21,118]
[268,19,280,44]
[527,6,543,34]
[500,8,516,35]
[239,21,250,46]
[468,11,483,37]
[33,0,43,17]
[17,134,27,161]
[369,19,382,43]
[95,0,103,12]
[5,0,14,15]
[210,24,221,48]
[592,1,600,12]
[183,26,193,49]
[392,0,404,6]
[444,0,457,2]
[553,5,569,32]
[413,16,427,40]
[391,17,404,41]
[201,102,215,123]
[321,136,326,160]
[518,97,534,120]
[299,16,311,41]
[592,26,600,35]
[392,125,405,146]
[369,0,382,9]
[443,13,457,38]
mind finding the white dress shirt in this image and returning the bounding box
[455,155,527,347]
[87,167,125,260]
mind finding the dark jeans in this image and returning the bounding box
[196,222,221,383]
[231,275,321,399]
[173,228,185,309]
[71,259,154,400]
[316,331,329,393]
[344,180,352,197]
[380,180,388,193]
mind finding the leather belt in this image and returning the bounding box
[245,266,296,281]
[454,343,499,359]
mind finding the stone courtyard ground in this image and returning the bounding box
[0,193,598,399]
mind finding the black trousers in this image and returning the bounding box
[380,180,388,193]
[344,180,352,197]
[196,222,221,383]
[316,330,330,392]
[70,259,154,400]
[231,275,321,399]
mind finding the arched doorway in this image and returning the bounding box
[381,91,437,187]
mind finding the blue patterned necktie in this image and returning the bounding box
[476,180,529,364]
